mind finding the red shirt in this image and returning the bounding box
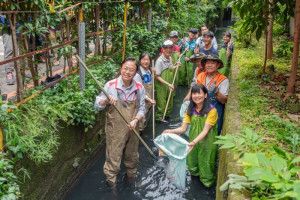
[160,45,180,54]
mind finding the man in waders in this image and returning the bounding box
[218,32,234,77]
[94,57,146,187]
[197,54,229,134]
[155,40,181,121]
[160,31,180,54]
[178,28,198,85]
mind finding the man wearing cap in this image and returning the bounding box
[160,31,180,54]
[196,25,218,50]
[199,31,219,56]
[177,28,198,85]
[155,40,181,120]
[178,28,198,52]
[197,54,228,134]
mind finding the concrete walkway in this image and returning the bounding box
[0,35,66,97]
[0,35,95,99]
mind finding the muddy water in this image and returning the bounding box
[64,86,216,200]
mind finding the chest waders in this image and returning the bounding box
[208,91,224,135]
[178,50,194,86]
[187,114,218,187]
[218,48,232,77]
[155,68,175,120]
[138,80,153,131]
[103,100,140,183]
[171,52,180,88]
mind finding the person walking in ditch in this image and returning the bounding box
[94,57,146,187]
[134,53,156,131]
[177,28,198,85]
[218,32,234,77]
[155,40,181,121]
[163,84,218,187]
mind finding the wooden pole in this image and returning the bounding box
[0,125,3,152]
[76,55,155,158]
[286,0,300,96]
[161,49,187,121]
[122,1,128,60]
[152,60,155,140]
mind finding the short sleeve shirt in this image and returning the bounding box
[178,37,197,51]
[155,54,173,76]
[205,76,229,95]
[221,43,234,55]
[183,107,218,125]
[199,46,219,56]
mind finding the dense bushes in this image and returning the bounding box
[216,35,300,199]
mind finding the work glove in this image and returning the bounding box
[208,81,219,95]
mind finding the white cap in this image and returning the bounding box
[162,40,174,48]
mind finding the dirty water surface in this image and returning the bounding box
[65,86,216,200]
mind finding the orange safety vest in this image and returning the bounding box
[196,71,227,89]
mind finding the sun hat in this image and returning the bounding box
[201,54,224,69]
[191,52,206,62]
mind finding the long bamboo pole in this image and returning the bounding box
[76,55,155,158]
[161,49,187,122]
[152,60,155,140]
[0,125,3,152]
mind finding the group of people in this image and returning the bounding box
[94,26,234,189]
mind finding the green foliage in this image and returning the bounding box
[214,129,264,154]
[217,133,300,199]
[272,23,286,37]
[275,41,293,58]
[1,1,228,199]
[229,0,295,42]
[0,153,21,200]
[162,0,224,35]
[124,17,166,59]
[0,60,118,199]
[218,32,299,199]
[57,45,72,61]
[231,20,253,47]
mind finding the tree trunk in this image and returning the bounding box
[263,0,268,74]
[94,5,100,56]
[7,14,24,101]
[66,18,72,72]
[18,32,26,88]
[25,36,38,86]
[102,9,107,56]
[286,0,300,95]
[267,0,274,59]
